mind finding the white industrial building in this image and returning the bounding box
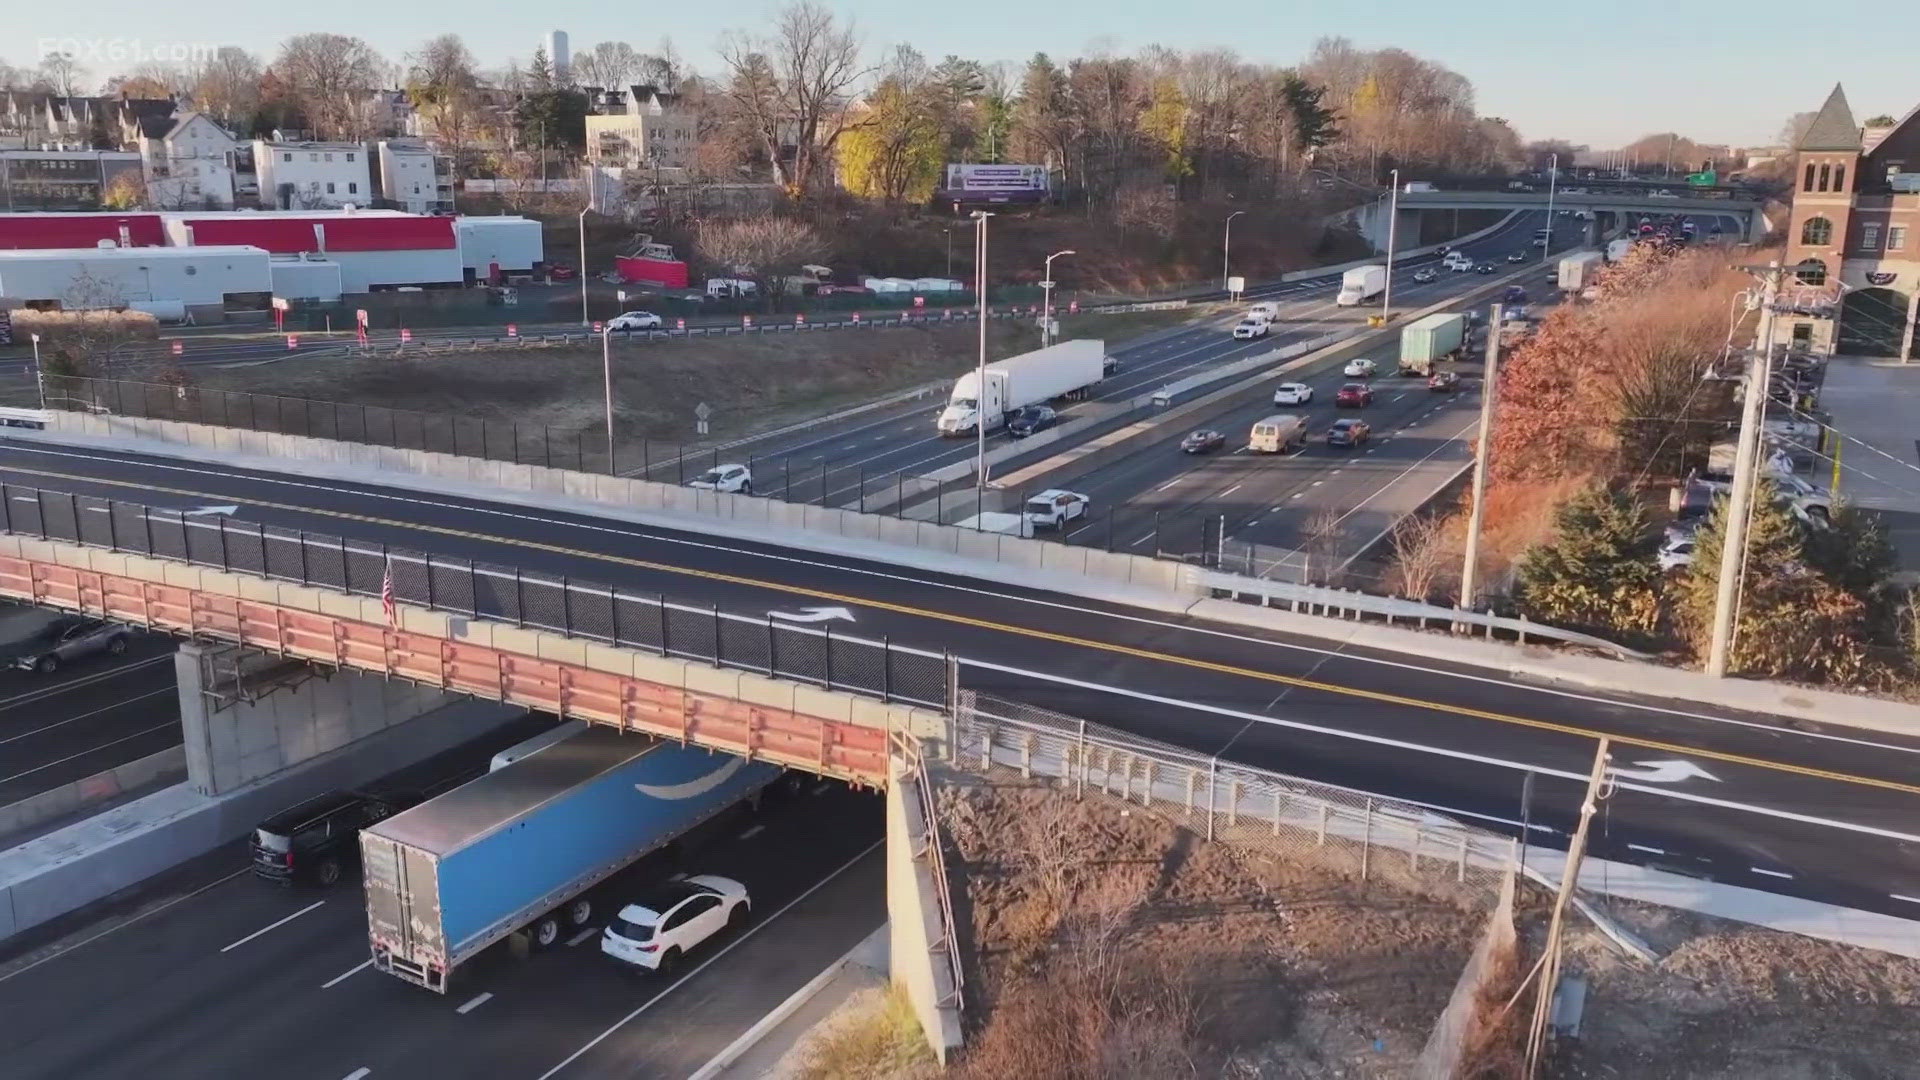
[268,255,345,303]
[158,209,465,293]
[253,140,374,210]
[0,244,270,322]
[454,216,544,280]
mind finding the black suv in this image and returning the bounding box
[251,789,418,886]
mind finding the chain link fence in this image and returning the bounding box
[945,690,1516,904]
[0,483,951,711]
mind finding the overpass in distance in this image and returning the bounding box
[1386,188,1770,241]
[0,423,1917,923]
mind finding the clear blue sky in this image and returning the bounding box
[15,0,1916,148]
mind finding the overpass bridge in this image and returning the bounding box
[1357,188,1770,250]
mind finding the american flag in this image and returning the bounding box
[381,556,397,629]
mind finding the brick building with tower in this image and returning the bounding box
[1776,84,1920,359]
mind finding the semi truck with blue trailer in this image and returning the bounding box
[360,725,782,992]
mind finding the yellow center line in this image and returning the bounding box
[12,464,1919,798]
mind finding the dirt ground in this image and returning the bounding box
[935,774,1487,1078]
[1546,899,1920,1080]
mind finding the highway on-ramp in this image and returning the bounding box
[0,439,1915,921]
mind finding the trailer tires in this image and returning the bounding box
[532,914,561,949]
[567,898,594,927]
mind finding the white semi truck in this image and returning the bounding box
[1335,265,1387,307]
[936,338,1107,436]
[1558,250,1605,292]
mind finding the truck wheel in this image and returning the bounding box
[532,914,561,949]
[567,898,594,927]
[314,857,343,887]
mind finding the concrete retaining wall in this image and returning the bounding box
[1413,871,1517,1079]
[0,744,185,841]
[885,754,964,1062]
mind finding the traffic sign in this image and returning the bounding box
[592,321,604,333]
[170,340,183,356]
[400,328,412,343]
[913,296,925,308]
[851,312,861,323]
[694,402,713,421]
[743,315,754,328]
[1069,300,1079,313]
[676,317,685,330]
[355,308,369,327]
[795,312,805,325]
[507,323,518,337]
[286,335,298,350]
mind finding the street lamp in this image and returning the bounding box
[944,227,956,279]
[1382,168,1400,319]
[1542,153,1559,262]
[601,323,616,469]
[29,333,42,409]
[1222,210,1246,293]
[971,210,994,490]
[1041,249,1074,346]
[578,204,591,325]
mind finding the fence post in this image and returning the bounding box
[608,584,620,645]
[561,574,572,635]
[658,593,670,657]
[1361,797,1373,880]
[216,515,229,568]
[822,624,834,689]
[423,555,435,608]
[1076,719,1087,799]
[711,602,723,668]
[104,502,117,552]
[766,614,777,677]
[144,508,154,557]
[1205,757,1217,840]
[1317,801,1329,845]
[514,570,526,628]
[881,636,892,702]
[1272,789,1282,836]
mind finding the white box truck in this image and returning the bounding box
[1335,265,1387,307]
[1398,312,1467,375]
[1558,251,1605,292]
[1605,237,1634,262]
[936,338,1106,436]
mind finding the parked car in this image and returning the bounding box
[1343,357,1377,378]
[1023,489,1090,529]
[1232,317,1271,340]
[3,616,129,674]
[1476,262,1498,273]
[607,311,663,331]
[1181,429,1226,454]
[1006,404,1058,438]
[1271,382,1313,406]
[601,875,751,972]
[1506,250,1527,263]
[1428,370,1461,392]
[689,464,752,494]
[1326,418,1372,447]
[1657,535,1696,572]
[1412,268,1438,284]
[251,789,419,886]
[1335,382,1373,408]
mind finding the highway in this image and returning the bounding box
[0,709,883,1080]
[0,619,179,819]
[0,440,1917,921]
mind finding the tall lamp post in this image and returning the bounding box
[577,204,591,325]
[1382,168,1400,319]
[1041,249,1074,347]
[971,210,994,490]
[944,227,956,279]
[1222,210,1246,293]
[1542,153,1559,262]
[601,324,616,470]
[29,333,42,409]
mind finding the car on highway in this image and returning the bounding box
[1444,253,1474,272]
[1180,429,1226,454]
[601,875,751,972]
[1231,317,1271,340]
[1476,262,1497,274]
[1505,251,1527,263]
[689,463,753,494]
[1335,382,1373,408]
[1531,237,1549,248]
[1271,382,1313,406]
[1412,268,1438,283]
[1006,404,1058,438]
[1428,370,1461,392]
[1435,244,1451,256]
[1245,302,1282,321]
[1024,489,1090,530]
[1342,357,1377,378]
[607,311,664,331]
[3,615,129,674]
[252,789,419,887]
[1326,418,1372,447]
[1502,286,1528,304]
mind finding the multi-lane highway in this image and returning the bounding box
[0,439,1915,923]
[0,708,882,1080]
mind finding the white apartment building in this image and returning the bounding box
[136,112,240,209]
[253,140,374,210]
[375,141,452,214]
[584,86,696,171]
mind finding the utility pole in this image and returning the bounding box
[1524,738,1611,1077]
[1541,153,1558,262]
[1381,168,1399,319]
[972,210,994,490]
[1901,289,1919,364]
[1459,303,1503,608]
[1706,265,1782,677]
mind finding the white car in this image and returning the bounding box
[689,463,752,494]
[1272,382,1313,406]
[1024,489,1090,530]
[1444,254,1474,272]
[1412,268,1438,283]
[1657,535,1695,572]
[1245,302,1281,321]
[601,875,750,972]
[1231,318,1271,340]
[1342,357,1377,379]
[607,311,664,331]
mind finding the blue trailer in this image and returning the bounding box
[360,726,781,992]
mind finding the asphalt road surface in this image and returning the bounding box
[0,440,1915,920]
[0,708,883,1080]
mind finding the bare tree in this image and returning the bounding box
[639,39,687,93]
[39,51,86,97]
[273,33,384,141]
[572,41,644,90]
[695,216,830,307]
[187,47,264,132]
[1387,514,1452,603]
[406,34,483,157]
[717,1,867,195]
[1302,505,1344,585]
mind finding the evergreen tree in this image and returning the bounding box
[1515,484,1662,638]
[1281,74,1338,154]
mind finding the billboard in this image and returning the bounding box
[939,164,1051,204]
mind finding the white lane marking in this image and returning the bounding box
[0,653,173,712]
[1219,483,1242,497]
[738,823,765,840]
[343,1070,371,1080]
[1750,867,1794,880]
[220,900,324,953]
[84,505,110,513]
[0,719,180,786]
[566,928,598,947]
[457,991,494,1014]
[322,958,372,988]
[23,441,1920,765]
[1310,480,1323,487]
[1154,478,1182,492]
[1892,895,1920,905]
[0,867,250,986]
[0,687,174,746]
[1289,492,1304,499]
[536,840,883,1080]
[1627,843,1666,855]
[1329,469,1342,475]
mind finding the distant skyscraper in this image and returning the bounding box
[545,31,570,83]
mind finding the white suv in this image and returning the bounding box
[601,875,750,972]
[1023,489,1090,530]
[1231,317,1271,340]
[690,464,752,494]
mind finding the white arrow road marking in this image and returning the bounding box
[1606,759,1720,784]
[768,605,855,624]
[181,504,241,517]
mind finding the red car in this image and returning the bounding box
[1335,382,1373,407]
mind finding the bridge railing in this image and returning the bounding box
[0,483,952,711]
